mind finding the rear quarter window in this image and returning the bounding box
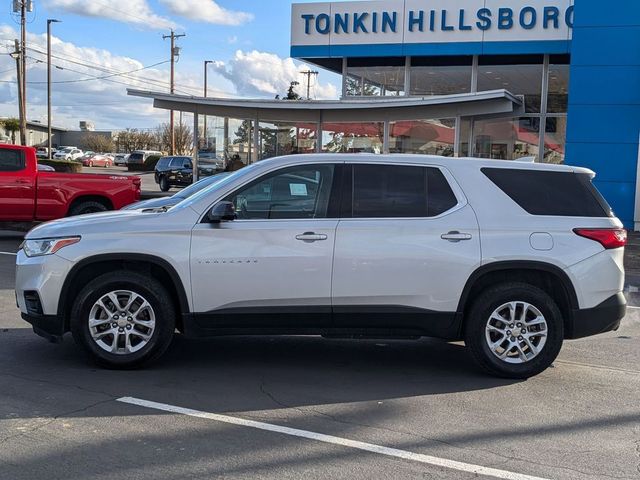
[156,157,171,169]
[0,149,25,172]
[482,168,613,218]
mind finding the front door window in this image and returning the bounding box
[224,164,335,220]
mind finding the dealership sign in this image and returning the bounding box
[291,1,574,50]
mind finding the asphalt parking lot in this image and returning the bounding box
[1,234,639,480]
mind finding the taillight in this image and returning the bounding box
[573,228,627,249]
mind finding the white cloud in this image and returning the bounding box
[44,0,176,30]
[227,36,238,44]
[0,25,232,130]
[213,50,338,100]
[158,0,253,26]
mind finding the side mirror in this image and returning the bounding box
[206,201,236,223]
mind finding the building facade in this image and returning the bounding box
[131,0,639,229]
[290,0,640,229]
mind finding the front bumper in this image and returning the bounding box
[21,313,65,343]
[567,292,626,339]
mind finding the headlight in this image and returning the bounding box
[23,237,81,257]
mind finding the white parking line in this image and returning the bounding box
[0,252,16,256]
[117,396,550,480]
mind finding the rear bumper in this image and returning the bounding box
[21,313,65,343]
[567,292,626,339]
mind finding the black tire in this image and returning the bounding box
[68,200,108,216]
[464,282,564,379]
[70,270,176,369]
[159,176,170,192]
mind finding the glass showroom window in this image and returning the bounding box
[226,118,255,165]
[478,56,544,113]
[258,122,317,160]
[547,59,570,114]
[346,58,405,97]
[389,119,456,156]
[321,122,384,153]
[472,117,541,160]
[410,57,472,96]
[543,117,567,164]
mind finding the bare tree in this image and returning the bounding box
[157,121,193,155]
[82,134,114,153]
[116,128,159,152]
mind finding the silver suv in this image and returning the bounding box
[16,154,627,377]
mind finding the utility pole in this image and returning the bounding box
[47,19,61,159]
[203,60,213,149]
[300,70,319,100]
[163,30,185,155]
[11,40,26,145]
[12,0,31,145]
[20,0,27,142]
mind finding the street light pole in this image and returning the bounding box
[47,19,60,159]
[203,60,213,149]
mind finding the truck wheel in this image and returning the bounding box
[68,200,108,216]
[70,271,175,369]
[464,282,563,379]
[159,176,170,192]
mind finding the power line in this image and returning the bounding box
[27,60,169,84]
[27,46,200,95]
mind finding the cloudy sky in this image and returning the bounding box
[0,0,339,130]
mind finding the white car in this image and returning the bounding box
[114,154,130,166]
[53,147,83,161]
[15,154,626,377]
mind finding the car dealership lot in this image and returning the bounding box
[1,236,639,480]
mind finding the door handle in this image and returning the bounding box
[296,232,328,242]
[15,178,30,184]
[441,231,472,242]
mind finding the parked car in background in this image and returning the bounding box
[36,147,53,159]
[77,151,95,163]
[154,155,221,192]
[37,163,56,172]
[123,172,231,210]
[0,143,141,221]
[114,153,130,166]
[82,154,113,168]
[127,150,163,168]
[15,153,626,376]
[198,151,224,170]
[54,147,83,161]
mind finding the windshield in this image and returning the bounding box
[173,164,262,211]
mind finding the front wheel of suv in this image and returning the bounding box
[70,270,176,369]
[159,176,170,192]
[464,282,564,379]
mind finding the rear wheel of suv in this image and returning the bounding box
[464,282,564,379]
[70,271,176,369]
[159,176,170,192]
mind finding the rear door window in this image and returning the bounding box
[482,168,613,217]
[0,149,25,172]
[350,164,458,218]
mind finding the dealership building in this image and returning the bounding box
[132,0,640,228]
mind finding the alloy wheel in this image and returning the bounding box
[485,301,548,364]
[88,290,156,355]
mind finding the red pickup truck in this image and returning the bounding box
[0,144,141,221]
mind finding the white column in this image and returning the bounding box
[193,110,199,183]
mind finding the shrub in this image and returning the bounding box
[143,155,162,171]
[38,159,82,173]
